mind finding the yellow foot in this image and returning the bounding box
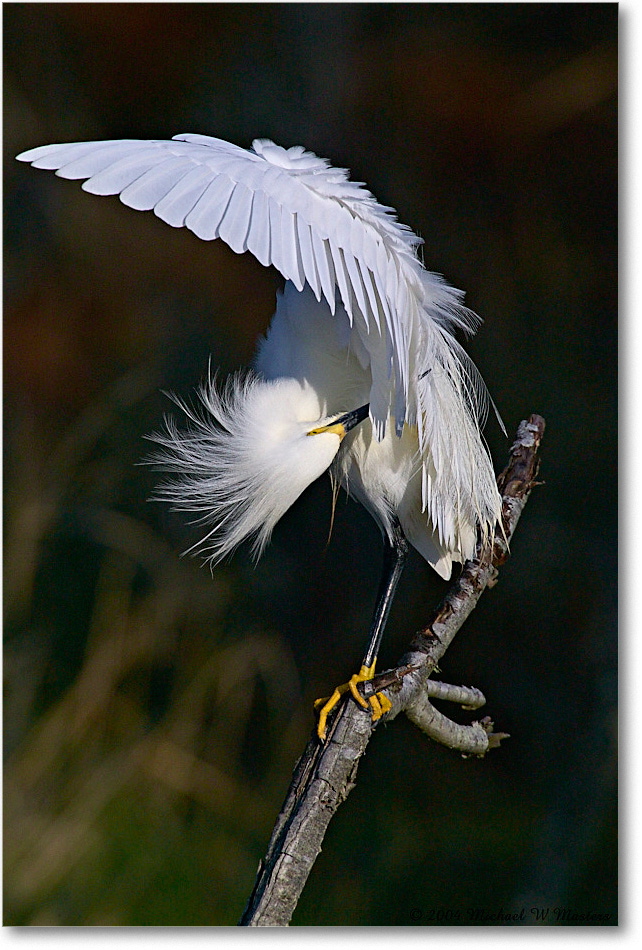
[315,660,392,741]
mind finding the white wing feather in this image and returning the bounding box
[17,133,501,552]
[16,134,426,427]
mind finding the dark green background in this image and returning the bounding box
[4,2,617,927]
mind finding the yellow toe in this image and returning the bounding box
[348,667,373,711]
[368,691,392,722]
[315,659,391,740]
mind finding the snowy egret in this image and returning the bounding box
[17,134,502,739]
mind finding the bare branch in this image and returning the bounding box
[404,699,508,755]
[361,672,488,708]
[367,414,546,736]
[240,414,545,927]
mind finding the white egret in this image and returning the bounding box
[17,134,502,739]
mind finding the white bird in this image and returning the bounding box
[17,133,502,739]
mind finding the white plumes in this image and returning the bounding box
[17,132,503,579]
[254,282,501,579]
[149,373,343,564]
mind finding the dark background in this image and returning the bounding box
[4,3,617,927]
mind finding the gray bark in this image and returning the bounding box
[240,414,546,926]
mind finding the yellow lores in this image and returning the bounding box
[307,421,348,440]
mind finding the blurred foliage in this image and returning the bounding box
[4,2,616,927]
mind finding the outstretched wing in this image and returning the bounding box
[17,134,467,436]
[17,134,501,548]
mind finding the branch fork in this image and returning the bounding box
[241,414,545,926]
[362,674,507,756]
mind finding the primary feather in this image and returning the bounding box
[17,133,502,577]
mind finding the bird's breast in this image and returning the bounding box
[337,422,421,522]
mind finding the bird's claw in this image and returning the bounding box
[315,661,392,741]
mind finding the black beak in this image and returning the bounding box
[334,403,370,433]
[307,403,370,440]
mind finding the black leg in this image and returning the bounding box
[361,516,409,670]
[315,516,409,740]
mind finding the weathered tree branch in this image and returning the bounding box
[240,414,545,927]
[421,680,488,708]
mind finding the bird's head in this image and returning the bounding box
[149,374,368,564]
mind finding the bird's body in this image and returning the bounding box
[17,132,502,737]
[256,282,465,577]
